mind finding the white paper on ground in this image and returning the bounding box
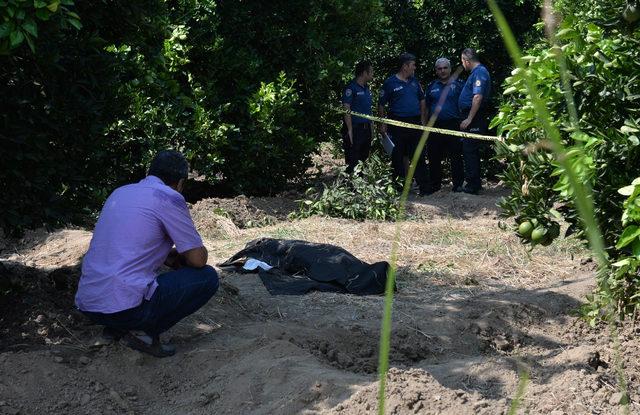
[243,258,273,271]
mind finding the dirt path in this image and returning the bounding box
[0,186,637,414]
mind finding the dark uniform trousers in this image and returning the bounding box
[460,110,489,192]
[388,115,429,191]
[342,122,372,173]
[427,118,464,190]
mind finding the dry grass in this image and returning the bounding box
[201,197,589,295]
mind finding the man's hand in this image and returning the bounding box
[460,117,472,131]
[165,246,208,269]
[379,123,387,135]
[164,248,182,269]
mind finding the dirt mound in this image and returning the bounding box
[190,195,298,230]
[333,367,492,415]
[191,210,240,239]
[0,229,91,352]
[406,182,508,220]
[0,261,82,351]
[289,325,441,374]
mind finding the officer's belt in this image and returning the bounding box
[336,107,501,142]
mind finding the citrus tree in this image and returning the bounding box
[493,0,640,319]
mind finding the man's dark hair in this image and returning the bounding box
[148,150,189,186]
[397,52,416,71]
[355,60,372,77]
[461,48,480,62]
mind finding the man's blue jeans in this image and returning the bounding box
[82,266,219,336]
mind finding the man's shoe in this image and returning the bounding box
[123,332,176,358]
[419,187,440,197]
[462,186,480,195]
[452,185,464,193]
[102,326,126,342]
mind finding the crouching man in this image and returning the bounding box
[75,150,218,357]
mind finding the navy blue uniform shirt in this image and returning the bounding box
[378,75,425,118]
[342,80,372,124]
[458,64,491,113]
[426,78,464,121]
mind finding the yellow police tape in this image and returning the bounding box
[335,107,502,142]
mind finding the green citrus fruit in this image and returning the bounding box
[518,221,534,238]
[531,226,547,242]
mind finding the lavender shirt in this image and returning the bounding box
[75,176,203,313]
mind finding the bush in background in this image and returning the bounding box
[296,153,400,221]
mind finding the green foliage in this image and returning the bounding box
[493,0,640,318]
[583,178,640,321]
[0,0,80,53]
[230,72,315,194]
[296,153,401,221]
[0,0,591,239]
[0,0,384,234]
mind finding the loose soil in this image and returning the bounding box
[1,185,638,415]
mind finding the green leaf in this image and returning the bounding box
[9,30,24,48]
[47,1,60,12]
[613,258,631,267]
[618,185,636,196]
[0,23,9,39]
[632,239,640,258]
[34,0,48,8]
[621,125,639,134]
[549,208,562,219]
[22,20,37,38]
[68,18,82,30]
[24,31,35,52]
[616,225,640,249]
[555,28,576,39]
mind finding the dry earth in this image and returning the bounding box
[1,185,639,415]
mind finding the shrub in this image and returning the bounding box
[216,72,315,195]
[296,153,401,221]
[492,0,640,319]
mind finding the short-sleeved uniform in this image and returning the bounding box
[378,75,430,192]
[425,79,465,190]
[458,64,491,116]
[378,75,425,118]
[458,64,492,193]
[341,80,373,173]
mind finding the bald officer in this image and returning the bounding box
[425,57,464,193]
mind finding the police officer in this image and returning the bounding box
[425,57,464,193]
[378,52,430,195]
[458,48,491,194]
[342,61,374,173]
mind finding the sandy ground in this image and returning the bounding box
[0,185,638,415]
